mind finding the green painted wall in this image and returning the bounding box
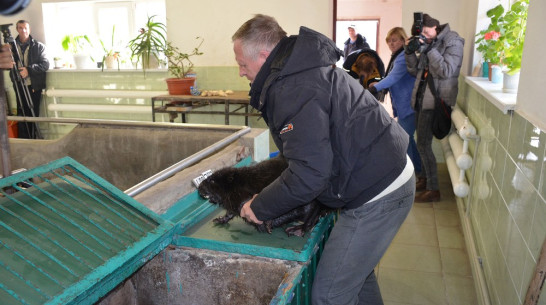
[459,77,546,305]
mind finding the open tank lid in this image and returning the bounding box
[0,157,174,305]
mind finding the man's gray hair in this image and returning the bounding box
[232,14,287,60]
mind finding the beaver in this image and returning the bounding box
[197,155,330,237]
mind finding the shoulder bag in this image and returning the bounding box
[427,74,452,139]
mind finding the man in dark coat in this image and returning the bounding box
[232,14,415,305]
[343,24,370,60]
[9,20,49,139]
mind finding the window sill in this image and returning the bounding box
[465,76,516,114]
[47,68,168,73]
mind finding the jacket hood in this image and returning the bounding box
[279,26,342,77]
[436,24,461,44]
[250,26,342,111]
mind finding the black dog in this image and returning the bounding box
[197,156,329,237]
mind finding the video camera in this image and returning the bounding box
[1,23,21,65]
[406,12,426,54]
[1,0,31,16]
[1,23,15,44]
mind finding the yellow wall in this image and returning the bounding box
[165,0,332,67]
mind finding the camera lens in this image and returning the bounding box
[0,0,31,16]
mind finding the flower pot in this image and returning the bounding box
[73,54,90,69]
[142,53,160,69]
[490,65,503,84]
[502,72,520,93]
[482,62,489,78]
[166,77,196,95]
[105,55,116,69]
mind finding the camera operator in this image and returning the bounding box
[9,20,49,139]
[404,13,464,203]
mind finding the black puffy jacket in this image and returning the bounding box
[9,35,49,91]
[249,27,409,220]
[343,33,370,59]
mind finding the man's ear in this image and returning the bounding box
[258,50,271,61]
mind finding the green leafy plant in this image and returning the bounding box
[499,0,529,75]
[164,37,204,78]
[127,15,167,71]
[99,25,121,71]
[61,34,92,54]
[475,4,504,65]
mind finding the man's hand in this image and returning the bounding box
[0,44,14,70]
[19,67,28,78]
[240,194,263,224]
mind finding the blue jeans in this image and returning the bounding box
[398,113,421,175]
[311,174,415,305]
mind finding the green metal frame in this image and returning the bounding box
[0,157,175,305]
[1,156,335,305]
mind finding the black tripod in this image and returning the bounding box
[1,23,42,139]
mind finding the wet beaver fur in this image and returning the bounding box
[197,156,330,237]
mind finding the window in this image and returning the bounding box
[42,0,165,68]
[472,0,544,131]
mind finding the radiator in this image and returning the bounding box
[44,89,168,116]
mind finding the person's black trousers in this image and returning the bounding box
[14,83,42,139]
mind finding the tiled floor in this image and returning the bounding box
[377,163,480,305]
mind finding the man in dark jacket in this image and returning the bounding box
[343,24,370,60]
[233,14,415,304]
[9,20,49,139]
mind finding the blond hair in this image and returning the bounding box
[385,27,408,43]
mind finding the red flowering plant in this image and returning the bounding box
[475,4,504,65]
[484,31,500,40]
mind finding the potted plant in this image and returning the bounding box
[100,25,121,71]
[53,57,62,69]
[475,4,504,79]
[127,15,167,72]
[61,34,93,69]
[164,37,204,95]
[498,0,528,92]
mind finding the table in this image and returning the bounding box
[151,91,260,125]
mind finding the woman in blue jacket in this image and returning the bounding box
[369,27,422,181]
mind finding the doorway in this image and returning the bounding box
[335,19,379,67]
